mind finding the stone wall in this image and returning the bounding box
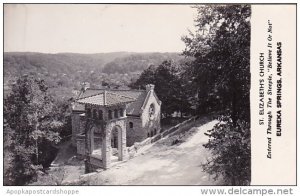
[75,120,103,156]
[126,90,162,147]
[71,112,82,146]
[85,157,103,173]
[77,135,85,155]
[140,89,161,138]
[127,116,197,158]
[79,115,86,135]
[105,118,127,161]
[126,117,144,146]
[154,116,197,140]
[89,156,103,168]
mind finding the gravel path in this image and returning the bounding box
[86,119,221,185]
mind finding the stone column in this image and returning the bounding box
[84,120,92,173]
[118,126,123,161]
[102,126,111,169]
[120,120,128,161]
[71,113,78,146]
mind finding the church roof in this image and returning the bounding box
[76,91,135,106]
[73,89,148,116]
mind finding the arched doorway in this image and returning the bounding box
[111,128,118,149]
[110,125,122,162]
[90,126,103,159]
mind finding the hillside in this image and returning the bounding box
[102,52,183,74]
[4,52,182,99]
[4,52,181,76]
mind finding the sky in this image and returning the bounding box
[4,4,197,53]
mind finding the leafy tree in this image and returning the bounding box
[4,123,16,185]
[4,75,62,185]
[131,61,193,117]
[182,5,251,185]
[182,5,250,121]
[52,98,74,138]
[203,116,251,185]
[130,64,157,89]
[154,61,180,116]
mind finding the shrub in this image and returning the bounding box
[202,115,250,185]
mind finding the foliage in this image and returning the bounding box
[4,75,63,185]
[182,5,251,184]
[130,60,194,117]
[203,116,250,185]
[52,98,74,138]
[30,167,67,185]
[130,64,157,88]
[182,5,251,121]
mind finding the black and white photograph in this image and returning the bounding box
[2,3,295,188]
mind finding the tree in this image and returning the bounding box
[203,116,251,185]
[182,5,251,185]
[4,123,17,185]
[182,5,251,121]
[130,61,193,117]
[130,64,157,90]
[4,75,62,185]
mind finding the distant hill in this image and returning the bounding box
[102,52,182,74]
[4,52,182,76]
[4,52,183,99]
[4,52,129,78]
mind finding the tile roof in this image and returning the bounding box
[73,89,148,116]
[76,91,135,106]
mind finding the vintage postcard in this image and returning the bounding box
[2,2,297,190]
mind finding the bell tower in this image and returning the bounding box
[76,91,134,171]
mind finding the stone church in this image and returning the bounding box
[71,84,161,169]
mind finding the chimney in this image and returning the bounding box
[145,84,155,92]
[104,90,107,105]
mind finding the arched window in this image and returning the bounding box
[92,109,97,119]
[119,108,123,117]
[147,132,150,137]
[86,108,91,117]
[129,122,133,128]
[154,129,157,135]
[149,103,155,119]
[114,109,118,118]
[108,110,112,119]
[98,110,103,120]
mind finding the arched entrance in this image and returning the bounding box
[110,125,123,162]
[111,128,118,149]
[90,126,103,159]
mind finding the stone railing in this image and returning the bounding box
[127,116,198,156]
[154,116,197,141]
